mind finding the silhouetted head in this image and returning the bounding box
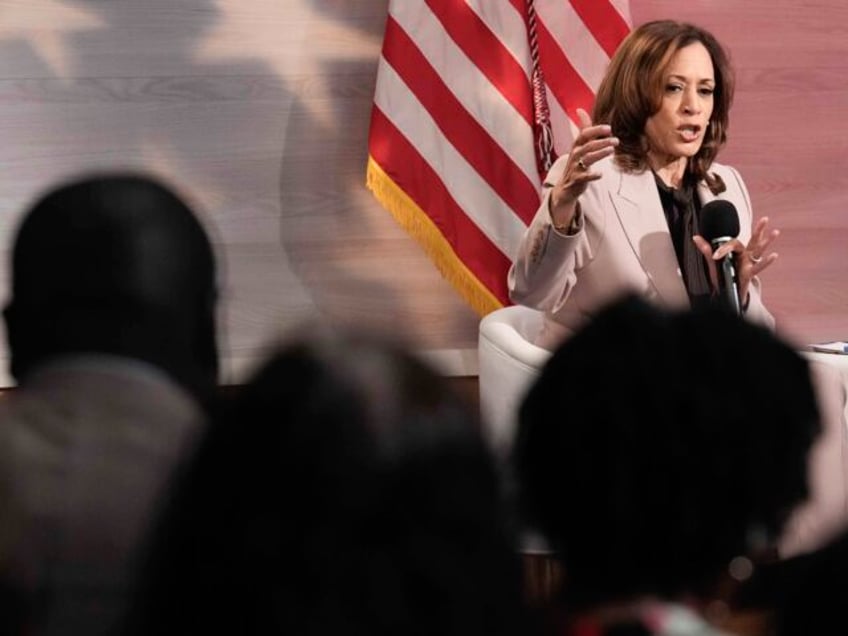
[514,294,820,609]
[127,327,525,636]
[5,174,219,401]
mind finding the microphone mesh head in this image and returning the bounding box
[699,199,740,241]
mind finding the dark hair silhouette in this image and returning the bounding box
[5,174,219,404]
[126,328,526,635]
[514,294,820,610]
[772,527,848,636]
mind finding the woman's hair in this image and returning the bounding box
[514,295,820,610]
[126,327,525,636]
[592,20,735,192]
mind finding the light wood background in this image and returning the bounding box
[0,1,845,386]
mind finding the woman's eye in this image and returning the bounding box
[699,87,715,96]
[665,84,683,93]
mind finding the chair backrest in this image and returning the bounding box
[478,305,551,460]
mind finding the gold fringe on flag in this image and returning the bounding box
[366,156,503,317]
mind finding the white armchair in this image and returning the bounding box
[478,304,553,555]
[477,305,552,461]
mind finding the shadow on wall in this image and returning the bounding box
[277,0,482,350]
[0,1,308,382]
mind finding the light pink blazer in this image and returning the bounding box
[508,154,774,349]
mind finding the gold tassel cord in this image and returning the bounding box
[366,156,504,317]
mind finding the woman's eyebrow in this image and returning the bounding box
[667,73,715,84]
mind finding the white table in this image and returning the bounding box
[803,350,848,375]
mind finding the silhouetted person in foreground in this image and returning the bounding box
[125,328,528,636]
[770,526,848,635]
[513,294,821,636]
[0,174,219,635]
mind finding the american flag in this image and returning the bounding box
[366,0,631,315]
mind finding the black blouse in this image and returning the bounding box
[653,173,713,310]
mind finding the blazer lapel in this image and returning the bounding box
[696,180,718,208]
[611,168,690,306]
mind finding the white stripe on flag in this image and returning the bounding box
[536,0,611,98]
[545,88,578,158]
[464,0,533,77]
[367,0,631,311]
[389,1,540,188]
[609,0,633,25]
[373,58,530,257]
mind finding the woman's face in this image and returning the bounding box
[644,41,715,167]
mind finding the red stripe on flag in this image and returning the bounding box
[425,0,533,127]
[568,0,630,58]
[369,106,513,304]
[535,17,597,123]
[383,15,540,222]
[367,1,632,313]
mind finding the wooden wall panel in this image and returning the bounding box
[0,0,480,387]
[631,1,848,348]
[0,1,844,387]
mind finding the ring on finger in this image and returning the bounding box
[750,253,763,264]
[577,158,588,170]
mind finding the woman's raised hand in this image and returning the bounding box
[550,108,619,226]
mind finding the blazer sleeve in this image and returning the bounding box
[507,155,596,313]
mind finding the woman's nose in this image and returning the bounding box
[681,88,703,115]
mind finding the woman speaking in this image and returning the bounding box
[508,20,848,558]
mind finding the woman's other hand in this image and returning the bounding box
[692,216,780,306]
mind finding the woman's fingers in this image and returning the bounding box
[576,107,593,129]
[695,220,779,304]
[692,234,720,290]
[579,144,618,169]
[570,128,619,174]
[745,217,780,278]
[555,108,617,207]
[710,238,744,261]
[751,229,780,261]
[748,217,779,254]
[751,252,779,276]
[581,136,620,157]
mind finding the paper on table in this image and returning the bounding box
[808,341,848,355]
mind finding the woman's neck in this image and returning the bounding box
[648,155,687,188]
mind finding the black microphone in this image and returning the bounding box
[699,200,741,315]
